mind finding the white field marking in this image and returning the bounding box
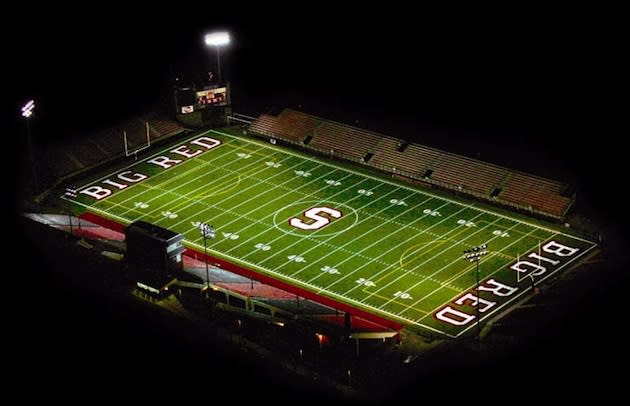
[335,208,486,298]
[161,157,326,233]
[209,130,595,246]
[155,149,312,224]
[70,128,221,194]
[131,180,386,275]
[391,221,537,315]
[121,146,279,225]
[208,170,359,252]
[271,200,360,238]
[452,243,598,337]
[94,141,250,216]
[355,210,516,261]
[177,196,416,284]
[445,232,554,288]
[324,206,483,300]
[90,138,245,212]
[116,144,271,217]
[195,165,517,261]
[233,176,374,258]
[99,147,286,239]
[114,145,254,213]
[110,140,248,209]
[190,159,519,262]
[185,165,344,248]
[253,183,406,266]
[316,199,466,288]
[66,129,596,338]
[104,141,257,215]
[411,228,551,321]
[287,190,431,279]
[68,198,458,338]
[368,218,517,307]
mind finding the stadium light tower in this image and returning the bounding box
[199,223,216,292]
[463,244,489,350]
[64,187,78,237]
[204,31,230,83]
[21,100,38,193]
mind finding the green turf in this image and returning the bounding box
[66,128,597,337]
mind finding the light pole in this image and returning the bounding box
[463,243,489,350]
[204,31,230,83]
[199,223,216,292]
[22,100,38,194]
[64,187,78,237]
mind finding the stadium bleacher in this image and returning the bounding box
[43,113,185,181]
[248,109,574,220]
[310,121,382,162]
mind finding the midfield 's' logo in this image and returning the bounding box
[289,206,343,231]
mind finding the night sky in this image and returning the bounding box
[10,8,625,403]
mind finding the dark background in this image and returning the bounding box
[9,7,625,403]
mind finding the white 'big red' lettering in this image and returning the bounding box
[454,293,496,313]
[80,186,112,200]
[477,279,518,297]
[289,207,342,230]
[147,156,182,169]
[510,260,547,277]
[435,306,476,326]
[543,241,580,257]
[170,145,203,159]
[76,136,222,202]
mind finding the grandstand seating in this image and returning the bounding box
[371,138,427,175]
[310,121,381,162]
[275,110,321,142]
[498,172,571,215]
[247,114,279,138]
[44,114,185,181]
[248,109,575,219]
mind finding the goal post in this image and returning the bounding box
[123,121,152,157]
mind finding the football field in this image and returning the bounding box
[65,128,597,337]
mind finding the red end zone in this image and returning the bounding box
[80,212,403,331]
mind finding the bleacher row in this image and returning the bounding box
[249,109,574,220]
[44,113,185,179]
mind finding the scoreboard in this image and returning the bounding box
[175,83,231,115]
[196,86,228,107]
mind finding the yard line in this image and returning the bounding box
[174,157,510,264]
[197,165,343,241]
[210,130,595,245]
[177,163,339,243]
[112,144,274,220]
[285,189,426,278]
[159,155,318,230]
[111,141,252,211]
[96,140,254,212]
[222,172,365,255]
[412,229,554,320]
[114,144,268,218]
[353,210,514,261]
[153,151,304,221]
[364,216,508,307]
[379,219,525,312]
[323,202,476,294]
[338,210,487,297]
[251,183,406,266]
[91,137,244,213]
